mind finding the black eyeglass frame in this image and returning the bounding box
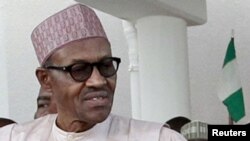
[44,57,121,82]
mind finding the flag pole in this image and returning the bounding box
[231,29,234,38]
[228,29,234,125]
[229,115,234,125]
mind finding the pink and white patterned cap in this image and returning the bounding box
[31,4,109,65]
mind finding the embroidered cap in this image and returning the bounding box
[31,4,108,65]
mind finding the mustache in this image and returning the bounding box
[80,87,112,101]
[82,87,110,94]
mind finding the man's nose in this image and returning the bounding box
[85,67,107,87]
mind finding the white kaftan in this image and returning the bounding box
[0,114,186,141]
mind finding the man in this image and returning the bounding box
[0,4,186,141]
[0,118,16,127]
[34,87,57,119]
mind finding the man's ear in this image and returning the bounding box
[36,67,52,91]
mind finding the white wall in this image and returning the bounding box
[0,2,9,117]
[188,0,250,124]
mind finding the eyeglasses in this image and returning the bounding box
[45,57,121,82]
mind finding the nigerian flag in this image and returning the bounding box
[218,37,245,122]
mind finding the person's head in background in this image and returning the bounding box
[0,118,16,127]
[164,116,191,133]
[34,87,57,119]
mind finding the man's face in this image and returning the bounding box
[47,37,117,125]
[34,88,57,119]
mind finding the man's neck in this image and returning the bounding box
[56,116,96,133]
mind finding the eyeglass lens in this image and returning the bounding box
[70,57,120,82]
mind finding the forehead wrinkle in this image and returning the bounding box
[70,55,112,64]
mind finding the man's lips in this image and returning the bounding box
[83,91,111,106]
[83,91,109,101]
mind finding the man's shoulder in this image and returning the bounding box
[0,114,56,140]
[15,114,56,131]
[109,114,186,141]
[109,114,163,140]
[110,114,163,129]
[0,123,16,140]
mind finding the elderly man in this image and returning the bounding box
[34,87,57,119]
[0,3,186,141]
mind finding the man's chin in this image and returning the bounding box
[90,112,110,123]
[81,109,110,123]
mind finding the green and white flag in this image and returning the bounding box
[218,37,245,122]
